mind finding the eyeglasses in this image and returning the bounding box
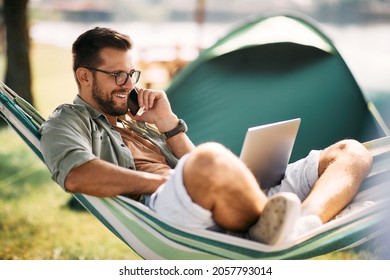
[85,67,141,86]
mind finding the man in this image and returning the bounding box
[40,27,373,245]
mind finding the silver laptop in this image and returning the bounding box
[239,118,301,189]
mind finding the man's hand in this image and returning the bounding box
[128,88,179,132]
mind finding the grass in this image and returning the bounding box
[30,43,78,118]
[0,129,141,260]
[0,42,384,260]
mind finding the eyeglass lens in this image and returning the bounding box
[116,71,140,86]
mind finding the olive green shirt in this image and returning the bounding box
[39,95,178,190]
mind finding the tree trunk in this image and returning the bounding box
[3,0,33,105]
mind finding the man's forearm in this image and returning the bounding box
[155,115,195,158]
[64,159,167,197]
[166,132,195,158]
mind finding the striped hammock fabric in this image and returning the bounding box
[1,82,390,259]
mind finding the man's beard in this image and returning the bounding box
[92,82,128,116]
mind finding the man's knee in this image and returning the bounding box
[183,142,264,231]
[185,142,259,186]
[187,142,233,173]
[319,139,373,175]
[330,139,371,163]
[184,142,249,191]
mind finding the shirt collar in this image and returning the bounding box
[73,95,105,120]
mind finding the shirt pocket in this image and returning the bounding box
[92,130,112,156]
[92,130,120,165]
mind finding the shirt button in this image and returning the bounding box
[121,144,126,147]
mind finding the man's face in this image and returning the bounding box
[91,48,134,116]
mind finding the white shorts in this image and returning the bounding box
[145,150,321,229]
[146,154,215,229]
[266,150,320,201]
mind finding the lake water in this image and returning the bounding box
[30,20,390,95]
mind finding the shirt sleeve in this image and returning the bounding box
[40,105,97,190]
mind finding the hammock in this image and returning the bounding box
[1,81,390,259]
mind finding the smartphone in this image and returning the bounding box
[128,88,144,116]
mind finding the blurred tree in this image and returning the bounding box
[3,0,33,105]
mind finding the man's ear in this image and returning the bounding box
[76,68,92,87]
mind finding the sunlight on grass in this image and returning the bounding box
[30,42,78,118]
[0,129,140,260]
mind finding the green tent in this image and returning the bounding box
[166,14,383,161]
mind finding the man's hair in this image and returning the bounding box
[72,27,133,73]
